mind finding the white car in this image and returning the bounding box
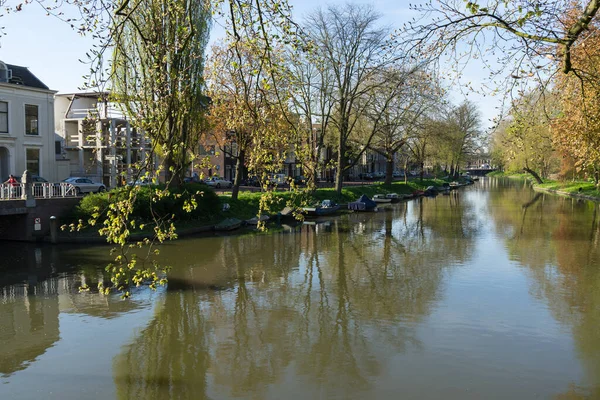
[62,177,107,194]
[205,177,232,189]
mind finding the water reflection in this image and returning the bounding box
[113,195,479,399]
[2,179,600,398]
[487,179,600,398]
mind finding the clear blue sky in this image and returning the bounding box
[0,0,502,129]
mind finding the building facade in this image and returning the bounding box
[0,61,58,181]
[54,92,154,187]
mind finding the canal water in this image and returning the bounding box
[1,178,599,399]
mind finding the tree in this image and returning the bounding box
[491,91,559,183]
[286,46,336,190]
[305,3,398,193]
[110,0,211,186]
[400,0,600,88]
[434,101,482,178]
[206,40,292,200]
[366,68,440,185]
[552,14,600,187]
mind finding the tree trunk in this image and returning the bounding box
[384,158,394,185]
[419,161,424,182]
[231,149,245,200]
[403,158,409,184]
[335,143,345,193]
[523,167,543,184]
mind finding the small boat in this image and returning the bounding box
[303,200,341,217]
[424,186,438,196]
[373,194,392,204]
[214,218,242,231]
[348,194,377,211]
[385,193,403,203]
[245,214,270,225]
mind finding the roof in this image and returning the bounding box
[4,64,49,90]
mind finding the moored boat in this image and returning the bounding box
[246,214,270,225]
[385,193,402,203]
[214,218,242,231]
[373,194,392,204]
[303,200,340,217]
[348,194,377,211]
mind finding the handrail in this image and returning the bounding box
[0,182,77,200]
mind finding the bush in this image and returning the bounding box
[73,183,221,224]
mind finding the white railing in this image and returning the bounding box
[0,183,77,200]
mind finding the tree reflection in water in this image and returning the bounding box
[487,179,600,398]
[113,195,479,399]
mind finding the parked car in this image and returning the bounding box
[392,171,402,178]
[293,175,307,186]
[62,177,107,194]
[183,176,204,184]
[129,178,152,186]
[242,176,261,187]
[205,177,233,189]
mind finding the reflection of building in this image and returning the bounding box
[54,92,155,187]
[0,61,58,181]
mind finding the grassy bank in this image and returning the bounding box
[61,178,458,241]
[488,171,600,200]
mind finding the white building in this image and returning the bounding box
[0,61,59,181]
[54,92,153,187]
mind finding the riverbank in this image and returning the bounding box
[57,178,464,243]
[487,171,600,202]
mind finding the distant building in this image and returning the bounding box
[0,61,58,181]
[54,92,154,187]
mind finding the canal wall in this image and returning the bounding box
[0,198,80,242]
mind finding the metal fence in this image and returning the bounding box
[0,183,77,200]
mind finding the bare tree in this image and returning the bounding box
[399,0,600,90]
[305,3,398,193]
[365,67,441,185]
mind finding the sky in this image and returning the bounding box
[0,0,503,130]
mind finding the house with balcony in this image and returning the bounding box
[54,92,155,188]
[0,61,58,182]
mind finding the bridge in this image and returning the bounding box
[0,181,80,242]
[464,168,497,176]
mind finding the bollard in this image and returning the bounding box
[50,216,58,244]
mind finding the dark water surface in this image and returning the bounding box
[1,178,599,399]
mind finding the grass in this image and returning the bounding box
[536,180,600,197]
[59,178,463,242]
[488,171,600,199]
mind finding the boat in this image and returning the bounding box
[214,218,242,231]
[385,193,402,203]
[373,194,392,204]
[424,186,438,196]
[303,200,341,217]
[348,194,377,211]
[245,214,270,225]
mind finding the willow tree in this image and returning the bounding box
[110,0,211,186]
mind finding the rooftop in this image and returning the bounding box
[2,63,50,90]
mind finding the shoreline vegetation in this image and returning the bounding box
[487,171,600,202]
[58,177,468,244]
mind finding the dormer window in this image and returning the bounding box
[25,104,38,135]
[0,101,7,133]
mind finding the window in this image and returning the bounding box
[26,148,40,175]
[25,105,38,135]
[0,101,7,133]
[55,141,62,155]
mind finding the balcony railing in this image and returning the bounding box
[0,183,78,200]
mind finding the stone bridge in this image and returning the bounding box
[0,198,80,241]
